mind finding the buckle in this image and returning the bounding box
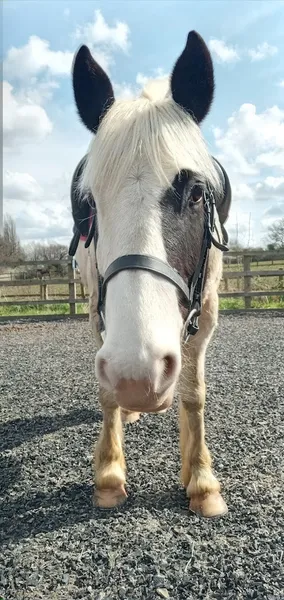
[183,305,200,343]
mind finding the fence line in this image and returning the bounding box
[0,252,284,320]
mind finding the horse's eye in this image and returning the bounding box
[191,184,203,203]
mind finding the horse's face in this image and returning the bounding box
[73,31,220,412]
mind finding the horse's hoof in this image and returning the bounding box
[189,492,228,518]
[121,410,141,423]
[95,484,128,509]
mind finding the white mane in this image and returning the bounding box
[79,77,221,200]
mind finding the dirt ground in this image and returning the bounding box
[0,314,283,599]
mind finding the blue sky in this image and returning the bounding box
[3,0,284,246]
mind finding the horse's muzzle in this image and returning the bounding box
[114,378,175,413]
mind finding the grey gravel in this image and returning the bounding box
[0,313,283,600]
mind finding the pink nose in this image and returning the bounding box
[96,352,180,396]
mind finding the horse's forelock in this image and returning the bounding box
[78,78,221,205]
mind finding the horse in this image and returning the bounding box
[69,30,232,518]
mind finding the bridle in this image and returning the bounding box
[69,156,230,344]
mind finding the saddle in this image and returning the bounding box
[68,155,231,257]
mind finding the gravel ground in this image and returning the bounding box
[0,313,283,600]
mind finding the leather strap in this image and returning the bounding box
[101,254,190,304]
[68,229,80,257]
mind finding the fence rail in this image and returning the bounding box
[0,252,284,321]
[0,278,77,287]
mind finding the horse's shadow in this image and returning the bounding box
[0,408,188,545]
[0,454,22,495]
[0,478,188,545]
[0,407,102,452]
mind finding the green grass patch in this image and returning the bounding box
[220,296,284,310]
[1,298,283,318]
[0,303,89,317]
[220,298,245,309]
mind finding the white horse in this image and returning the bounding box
[73,30,230,517]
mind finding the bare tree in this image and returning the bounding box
[43,243,69,261]
[25,242,68,262]
[24,242,69,276]
[266,218,284,250]
[0,215,24,263]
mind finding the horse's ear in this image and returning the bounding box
[72,45,115,133]
[170,31,214,124]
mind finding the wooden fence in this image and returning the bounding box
[221,250,284,309]
[0,251,284,321]
[0,258,88,320]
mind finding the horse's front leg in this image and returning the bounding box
[179,296,228,518]
[94,388,127,508]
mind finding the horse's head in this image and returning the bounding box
[72,31,224,412]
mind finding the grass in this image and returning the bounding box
[0,303,89,317]
[1,297,284,318]
[220,297,284,310]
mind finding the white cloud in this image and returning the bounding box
[3,171,44,201]
[74,9,130,53]
[213,103,284,245]
[231,183,255,201]
[3,10,131,91]
[213,103,284,177]
[3,127,90,244]
[223,176,284,245]
[278,80,284,88]
[2,9,134,244]
[264,176,284,188]
[256,150,284,170]
[3,9,133,153]
[114,68,169,100]
[3,35,73,81]
[136,72,149,88]
[113,82,137,99]
[255,177,284,201]
[247,42,278,62]
[208,39,279,66]
[262,204,284,219]
[73,9,131,75]
[7,201,73,243]
[16,79,59,106]
[3,170,75,243]
[3,81,53,149]
[63,8,70,17]
[208,39,240,63]
[136,68,168,89]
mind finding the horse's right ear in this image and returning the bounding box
[72,45,115,133]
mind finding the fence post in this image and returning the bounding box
[80,283,85,299]
[40,283,48,300]
[243,254,252,308]
[68,260,77,315]
[279,268,283,289]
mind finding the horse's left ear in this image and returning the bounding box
[72,45,115,133]
[170,31,214,124]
